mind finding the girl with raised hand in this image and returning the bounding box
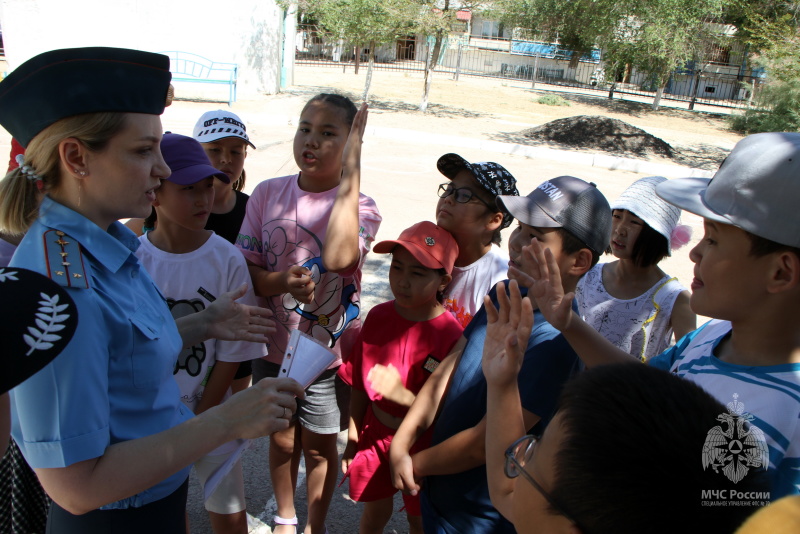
[238,94,382,534]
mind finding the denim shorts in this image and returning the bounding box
[253,359,349,434]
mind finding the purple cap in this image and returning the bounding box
[160,133,229,185]
[497,176,612,254]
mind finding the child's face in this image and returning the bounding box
[509,414,575,533]
[688,220,772,320]
[201,137,247,211]
[610,209,644,260]
[201,137,247,183]
[389,246,449,318]
[508,223,567,287]
[153,177,215,231]
[436,170,496,241]
[293,100,350,191]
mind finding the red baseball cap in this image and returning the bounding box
[373,221,459,273]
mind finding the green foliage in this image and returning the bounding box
[492,0,728,90]
[729,17,800,133]
[728,80,800,133]
[290,0,417,46]
[537,94,570,106]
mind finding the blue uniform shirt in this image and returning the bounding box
[9,196,191,509]
[422,283,582,534]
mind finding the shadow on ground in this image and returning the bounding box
[284,86,487,119]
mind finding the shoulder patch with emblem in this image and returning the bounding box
[42,229,89,289]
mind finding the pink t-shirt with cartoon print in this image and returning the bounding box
[237,174,382,365]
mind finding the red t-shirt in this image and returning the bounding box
[338,301,464,418]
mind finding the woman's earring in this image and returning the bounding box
[74,169,87,177]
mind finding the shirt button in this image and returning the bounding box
[131,270,138,278]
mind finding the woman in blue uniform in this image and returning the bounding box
[0,47,305,533]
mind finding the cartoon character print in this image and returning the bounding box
[167,297,207,377]
[261,218,360,352]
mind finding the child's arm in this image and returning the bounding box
[389,337,465,495]
[518,238,637,367]
[247,261,315,304]
[194,361,239,415]
[670,290,696,341]
[367,364,415,407]
[482,280,534,522]
[322,103,368,274]
[342,388,369,475]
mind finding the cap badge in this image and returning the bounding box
[425,237,435,246]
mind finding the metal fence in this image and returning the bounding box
[295,26,764,110]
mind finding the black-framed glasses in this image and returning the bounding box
[505,435,586,531]
[438,183,496,211]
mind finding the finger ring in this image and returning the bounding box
[282,406,288,419]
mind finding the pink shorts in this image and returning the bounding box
[343,404,432,515]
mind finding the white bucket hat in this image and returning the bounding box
[613,176,690,255]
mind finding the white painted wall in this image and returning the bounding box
[0,0,284,100]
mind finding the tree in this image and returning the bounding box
[413,0,455,112]
[290,0,415,102]
[492,0,728,110]
[729,12,800,132]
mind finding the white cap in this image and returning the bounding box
[613,176,682,254]
[192,109,255,148]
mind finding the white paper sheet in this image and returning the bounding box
[279,329,337,388]
[203,438,250,502]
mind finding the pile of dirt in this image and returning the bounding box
[520,115,675,159]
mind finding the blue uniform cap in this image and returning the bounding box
[0,47,172,148]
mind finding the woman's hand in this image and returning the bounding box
[211,377,305,440]
[204,284,276,342]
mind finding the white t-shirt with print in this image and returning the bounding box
[443,245,508,328]
[136,232,265,414]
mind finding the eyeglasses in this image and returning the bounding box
[505,435,585,531]
[438,183,496,211]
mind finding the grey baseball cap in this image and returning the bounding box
[497,176,612,254]
[656,132,800,248]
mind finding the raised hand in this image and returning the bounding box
[482,280,534,389]
[341,102,368,173]
[519,237,575,332]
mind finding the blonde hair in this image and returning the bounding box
[0,112,128,234]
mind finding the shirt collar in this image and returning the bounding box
[38,196,140,273]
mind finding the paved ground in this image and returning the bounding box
[0,65,729,533]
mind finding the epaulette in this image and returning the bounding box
[41,229,90,289]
